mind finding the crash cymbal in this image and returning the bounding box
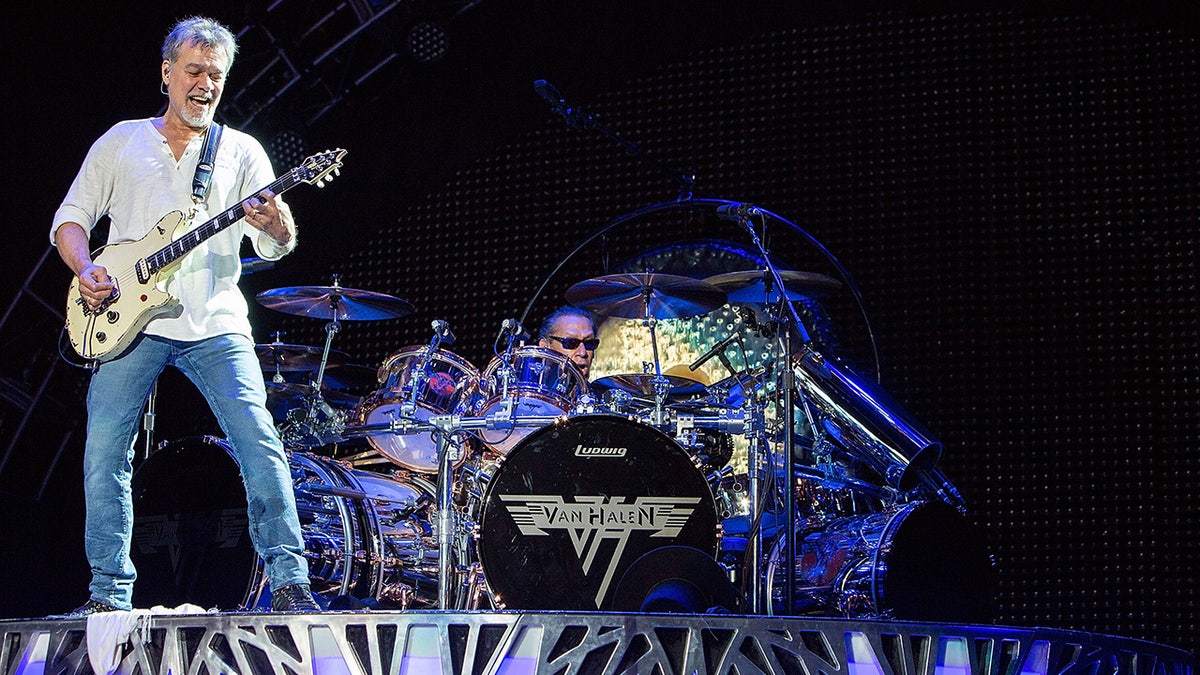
[255,343,350,372]
[256,285,414,321]
[565,273,727,319]
[703,270,841,304]
[592,373,709,398]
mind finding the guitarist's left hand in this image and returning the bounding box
[242,189,295,250]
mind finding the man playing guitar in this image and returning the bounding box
[50,15,321,617]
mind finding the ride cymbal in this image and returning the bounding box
[565,273,726,319]
[703,269,841,304]
[257,285,414,321]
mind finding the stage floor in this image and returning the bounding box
[2,609,1195,675]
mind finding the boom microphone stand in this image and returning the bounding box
[721,205,817,615]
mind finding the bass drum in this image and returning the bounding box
[766,500,995,623]
[476,415,719,611]
[130,436,440,610]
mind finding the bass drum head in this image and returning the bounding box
[865,500,996,623]
[130,436,257,610]
[774,500,995,623]
[477,414,718,611]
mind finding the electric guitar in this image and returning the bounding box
[64,148,347,363]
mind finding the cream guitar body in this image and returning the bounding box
[65,211,189,361]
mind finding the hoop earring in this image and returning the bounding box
[160,82,168,95]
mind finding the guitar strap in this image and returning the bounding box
[190,123,223,207]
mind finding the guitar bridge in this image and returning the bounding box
[78,283,120,317]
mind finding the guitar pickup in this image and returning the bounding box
[135,258,152,284]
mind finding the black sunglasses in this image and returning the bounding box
[546,335,600,351]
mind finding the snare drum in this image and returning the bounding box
[353,345,480,471]
[476,346,587,455]
[130,436,441,610]
[476,414,719,610]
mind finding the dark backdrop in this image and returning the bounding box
[1,1,1196,656]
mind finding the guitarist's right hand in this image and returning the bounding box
[77,263,116,310]
[55,223,116,311]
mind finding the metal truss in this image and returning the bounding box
[2,610,1195,675]
[222,0,483,131]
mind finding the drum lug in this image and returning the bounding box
[378,582,417,609]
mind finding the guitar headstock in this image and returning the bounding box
[294,148,347,188]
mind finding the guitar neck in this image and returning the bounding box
[145,170,301,274]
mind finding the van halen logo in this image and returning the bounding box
[500,494,701,607]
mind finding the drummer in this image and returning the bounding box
[537,305,598,381]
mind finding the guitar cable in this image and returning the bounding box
[57,324,97,371]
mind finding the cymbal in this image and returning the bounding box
[706,366,771,407]
[564,273,726,319]
[592,373,709,398]
[703,270,841,304]
[263,382,361,421]
[664,363,711,387]
[256,285,414,321]
[255,343,350,372]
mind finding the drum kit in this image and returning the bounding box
[129,265,992,621]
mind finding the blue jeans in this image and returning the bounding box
[83,333,309,609]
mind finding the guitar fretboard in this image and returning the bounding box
[144,170,300,274]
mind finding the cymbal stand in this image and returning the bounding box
[731,209,816,615]
[741,390,769,611]
[140,380,158,460]
[267,332,288,384]
[284,295,349,447]
[641,285,671,428]
[309,289,344,395]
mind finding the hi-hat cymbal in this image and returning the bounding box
[256,285,414,321]
[255,343,350,372]
[565,273,727,319]
[706,366,772,407]
[703,269,841,304]
[264,382,361,422]
[592,373,709,398]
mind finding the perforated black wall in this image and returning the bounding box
[267,11,1198,651]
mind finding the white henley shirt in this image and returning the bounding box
[51,118,291,343]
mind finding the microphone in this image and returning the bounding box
[502,318,531,341]
[715,202,762,221]
[534,79,592,130]
[432,319,456,345]
[534,79,565,106]
[690,333,740,371]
